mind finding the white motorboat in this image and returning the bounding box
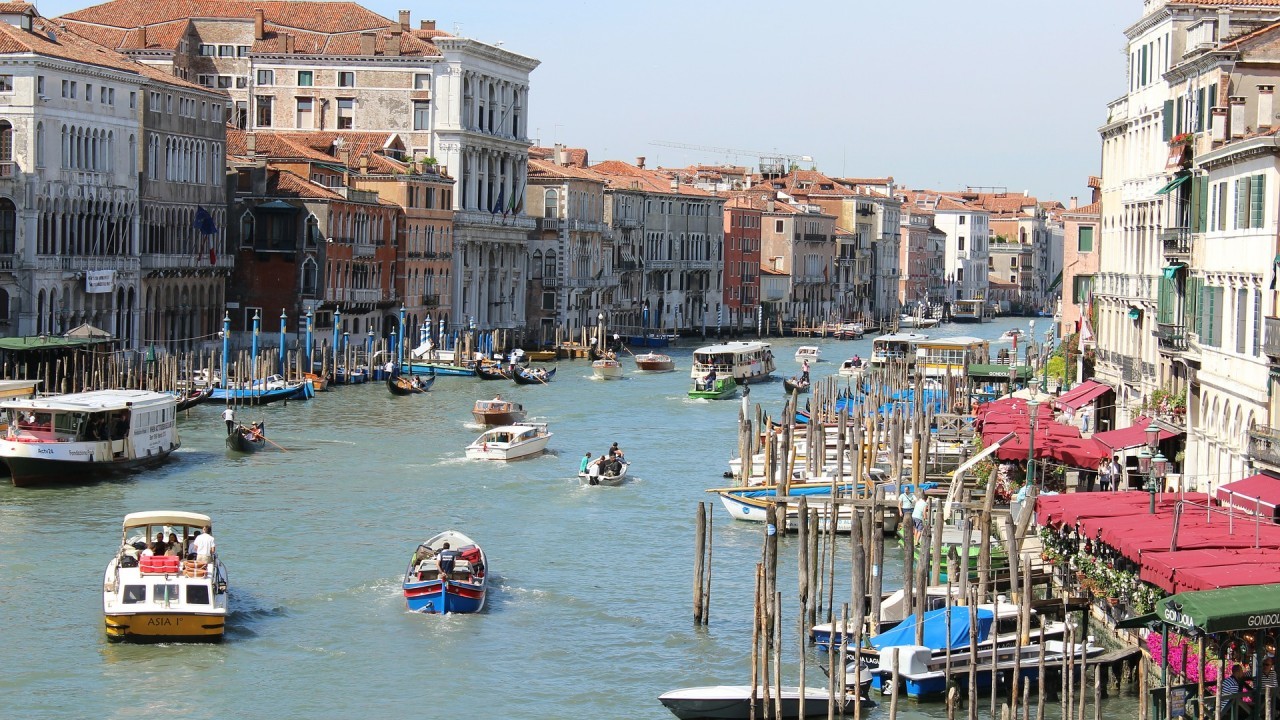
[838,357,868,377]
[794,346,822,363]
[658,685,868,719]
[0,389,181,486]
[899,314,939,329]
[836,322,865,339]
[592,358,624,380]
[580,458,630,486]
[102,510,227,642]
[465,422,552,461]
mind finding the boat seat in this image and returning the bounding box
[139,555,181,574]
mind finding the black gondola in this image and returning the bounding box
[512,365,557,385]
[783,376,811,394]
[387,373,434,395]
[175,386,214,412]
[476,363,510,381]
[226,424,267,453]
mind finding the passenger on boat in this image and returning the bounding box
[410,376,423,390]
[587,459,601,485]
[249,422,264,441]
[702,368,717,390]
[192,525,215,563]
[579,452,592,474]
[801,360,810,383]
[165,533,183,557]
[851,355,862,367]
[436,543,458,579]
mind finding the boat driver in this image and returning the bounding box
[436,543,458,580]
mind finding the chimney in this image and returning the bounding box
[1069,196,1078,210]
[358,154,368,175]
[1230,95,1247,137]
[398,10,410,31]
[1212,106,1228,142]
[1259,85,1275,130]
[387,29,401,56]
[420,19,436,31]
[337,145,350,166]
[139,24,146,48]
[767,198,775,213]
[246,132,256,154]
[359,32,376,55]
[636,156,645,169]
[254,8,265,41]
[553,143,565,166]
[284,33,294,54]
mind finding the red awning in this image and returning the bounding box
[1093,416,1182,451]
[1054,380,1112,412]
[1140,549,1277,593]
[1174,563,1280,593]
[1051,437,1110,468]
[1215,473,1280,515]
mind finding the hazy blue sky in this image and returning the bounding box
[45,0,1136,202]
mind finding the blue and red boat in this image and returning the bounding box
[402,531,488,614]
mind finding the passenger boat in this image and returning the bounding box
[783,376,811,394]
[951,298,986,323]
[580,458,629,486]
[689,376,738,400]
[691,341,776,385]
[592,357,624,380]
[475,362,510,380]
[634,353,676,372]
[998,329,1023,343]
[869,333,929,366]
[387,373,434,395]
[402,530,487,614]
[226,423,266,453]
[472,397,527,426]
[401,360,475,377]
[658,685,867,719]
[103,510,227,642]
[914,336,988,378]
[465,422,552,461]
[0,390,180,487]
[898,314,939,329]
[513,365,556,385]
[838,357,868,377]
[794,346,822,363]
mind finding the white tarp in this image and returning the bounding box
[85,269,114,294]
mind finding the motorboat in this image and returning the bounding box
[692,342,776,385]
[811,586,965,650]
[580,457,629,486]
[689,376,738,400]
[465,422,552,461]
[872,634,1098,699]
[226,423,267,453]
[951,298,986,323]
[103,510,227,642]
[836,322,865,339]
[592,357,624,380]
[634,353,676,372]
[794,346,822,363]
[899,314,939,329]
[658,685,868,719]
[472,398,527,426]
[0,390,181,486]
[998,329,1023,343]
[402,530,487,614]
[838,357,868,377]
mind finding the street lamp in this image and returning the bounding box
[1142,424,1167,514]
[1027,319,1036,369]
[597,312,605,352]
[1026,398,1041,494]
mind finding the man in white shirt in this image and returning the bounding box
[222,406,235,435]
[192,525,216,562]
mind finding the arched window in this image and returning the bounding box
[543,249,556,279]
[543,189,558,218]
[0,198,16,254]
[531,250,543,279]
[240,211,254,247]
[0,120,13,173]
[306,214,320,246]
[34,122,43,167]
[301,256,318,295]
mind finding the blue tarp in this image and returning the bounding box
[870,606,994,651]
[733,484,856,499]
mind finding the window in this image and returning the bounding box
[1072,274,1094,304]
[959,216,966,225]
[0,75,12,94]
[199,44,216,56]
[154,584,180,603]
[69,81,76,99]
[542,292,555,310]
[217,76,232,89]
[255,96,273,127]
[301,256,318,294]
[413,100,429,130]
[336,98,353,129]
[123,585,146,603]
[85,83,92,101]
[414,73,430,89]
[296,97,313,129]
[774,220,783,233]
[958,236,965,251]
[218,44,234,56]
[36,75,43,95]
[337,71,355,87]
[165,94,172,113]
[129,91,136,109]
[1010,274,1017,284]
[297,70,313,87]
[1251,174,1266,228]
[34,123,42,167]
[256,69,274,86]
[1078,226,1094,252]
[186,585,210,605]
[237,45,250,57]
[107,88,114,105]
[1010,256,1017,269]
[235,77,247,89]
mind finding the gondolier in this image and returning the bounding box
[223,406,235,435]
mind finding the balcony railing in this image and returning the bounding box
[1249,425,1280,470]
[141,253,234,270]
[801,233,827,243]
[353,242,376,257]
[537,217,562,232]
[36,255,139,272]
[617,216,642,229]
[0,162,13,177]
[539,276,560,288]
[0,254,12,269]
[1155,322,1187,352]
[1265,316,1280,358]
[1161,226,1191,256]
[324,287,382,304]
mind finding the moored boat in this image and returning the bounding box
[634,353,676,372]
[525,349,558,362]
[513,365,556,385]
[465,422,552,460]
[103,510,227,642]
[472,397,527,426]
[836,322,865,339]
[401,360,475,377]
[226,423,266,452]
[592,357,624,380]
[210,381,312,405]
[688,376,738,400]
[0,389,181,487]
[658,685,868,719]
[387,373,434,395]
[783,376,811,394]
[951,298,986,323]
[173,386,214,412]
[402,530,487,614]
[691,341,776,385]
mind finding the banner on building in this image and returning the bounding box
[86,269,114,294]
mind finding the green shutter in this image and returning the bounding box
[1203,285,1216,346]
[1176,99,1184,134]
[1157,275,1177,325]
[1197,87,1206,131]
[1078,226,1094,252]
[1252,174,1266,228]
[1199,175,1209,232]
[1190,176,1203,232]
[1186,276,1202,335]
[1163,99,1174,141]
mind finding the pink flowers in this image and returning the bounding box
[1147,632,1220,684]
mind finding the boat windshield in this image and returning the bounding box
[7,408,129,442]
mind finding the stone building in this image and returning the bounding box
[722,195,762,333]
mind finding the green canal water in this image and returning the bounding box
[0,318,1144,718]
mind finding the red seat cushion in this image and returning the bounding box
[139,555,180,573]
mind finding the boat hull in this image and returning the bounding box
[783,378,811,394]
[464,436,550,461]
[226,428,266,453]
[592,362,624,380]
[104,612,225,643]
[472,410,526,426]
[209,384,309,405]
[658,686,862,719]
[403,580,487,614]
[579,461,629,486]
[635,354,675,372]
[6,445,178,487]
[402,361,475,377]
[689,378,738,400]
[512,366,556,385]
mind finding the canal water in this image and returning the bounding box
[0,317,1142,719]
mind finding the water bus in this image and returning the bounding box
[691,342,776,385]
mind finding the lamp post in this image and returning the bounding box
[597,312,605,353]
[1027,319,1036,370]
[1027,398,1041,494]
[1141,424,1167,514]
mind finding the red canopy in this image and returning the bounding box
[991,431,1056,461]
[1051,437,1110,468]
[1140,549,1278,593]
[1093,416,1182,450]
[1055,380,1113,411]
[1215,473,1280,516]
[1174,563,1280,593]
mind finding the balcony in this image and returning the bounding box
[617,260,638,271]
[801,233,827,243]
[617,216,642,229]
[323,287,381,305]
[141,253,234,271]
[539,276,560,288]
[1161,226,1191,257]
[36,255,140,273]
[1249,425,1280,470]
[537,217,562,232]
[1265,316,1280,358]
[353,242,376,257]
[454,209,536,230]
[61,169,107,186]
[1155,322,1187,352]
[0,162,13,177]
[566,276,599,288]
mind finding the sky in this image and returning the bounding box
[42,0,1136,203]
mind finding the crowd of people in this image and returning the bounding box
[580,443,627,485]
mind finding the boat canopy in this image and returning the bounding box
[870,606,994,651]
[123,510,212,530]
[0,389,174,412]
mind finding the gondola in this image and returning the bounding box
[475,362,510,381]
[387,373,434,395]
[512,365,556,385]
[226,423,267,453]
[174,386,214,412]
[783,376,811,394]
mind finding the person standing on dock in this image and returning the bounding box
[223,406,235,435]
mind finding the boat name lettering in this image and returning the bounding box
[147,421,175,433]
[1249,613,1280,628]
[1162,607,1194,627]
[37,447,53,455]
[69,450,90,457]
[146,617,176,626]
[148,431,169,441]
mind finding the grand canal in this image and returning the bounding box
[0,318,1142,719]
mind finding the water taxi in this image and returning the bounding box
[838,356,868,377]
[868,333,928,366]
[465,422,552,461]
[914,336,989,378]
[103,511,227,642]
[688,376,738,400]
[634,353,676,372]
[591,357,624,380]
[794,346,822,363]
[0,389,180,486]
[691,341,776,385]
[951,298,986,323]
[472,397,527,426]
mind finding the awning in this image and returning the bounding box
[1165,146,1191,171]
[1055,379,1113,411]
[1162,263,1186,280]
[1154,173,1190,195]
[257,200,296,210]
[1215,473,1280,514]
[1127,307,1143,320]
[1051,437,1112,468]
[1094,417,1182,451]
[968,363,1032,379]
[1156,584,1280,634]
[1116,613,1158,629]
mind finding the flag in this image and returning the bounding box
[193,206,218,235]
[504,186,519,219]
[490,185,505,216]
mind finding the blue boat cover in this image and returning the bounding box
[870,606,994,651]
[732,484,855,499]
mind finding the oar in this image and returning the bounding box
[249,424,289,452]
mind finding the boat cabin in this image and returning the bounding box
[914,337,989,377]
[691,341,776,384]
[869,333,929,366]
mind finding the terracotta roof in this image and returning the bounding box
[590,160,716,197]
[267,167,345,199]
[60,0,392,35]
[1087,176,1101,189]
[528,146,590,168]
[1063,200,1101,216]
[760,267,788,276]
[0,2,35,13]
[527,157,604,182]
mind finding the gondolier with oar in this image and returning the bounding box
[223,406,235,435]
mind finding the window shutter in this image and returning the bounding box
[1176,99,1184,134]
[1252,174,1266,228]
[1197,88,1206,131]
[1199,175,1209,233]
[1163,100,1174,141]
[1203,285,1217,346]
[1190,176,1203,233]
